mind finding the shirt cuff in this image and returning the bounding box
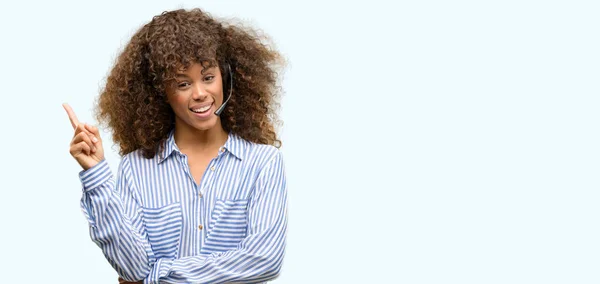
[145,258,173,284]
[79,159,111,192]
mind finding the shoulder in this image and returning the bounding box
[119,148,161,170]
[235,135,283,169]
[122,148,147,163]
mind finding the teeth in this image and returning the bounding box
[191,104,211,113]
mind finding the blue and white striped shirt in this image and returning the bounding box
[79,130,288,283]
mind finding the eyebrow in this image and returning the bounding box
[200,67,217,74]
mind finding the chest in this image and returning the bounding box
[135,155,256,258]
[187,155,214,186]
[134,153,259,206]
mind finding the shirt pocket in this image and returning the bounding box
[141,202,183,259]
[202,199,249,254]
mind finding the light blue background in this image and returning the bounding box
[0,0,598,283]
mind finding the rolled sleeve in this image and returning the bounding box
[79,159,112,192]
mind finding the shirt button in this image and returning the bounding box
[198,224,203,230]
[198,193,203,198]
[210,166,215,171]
[219,147,225,153]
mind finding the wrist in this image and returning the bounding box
[79,159,111,191]
[146,258,174,283]
[81,157,105,171]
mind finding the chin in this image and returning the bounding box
[191,117,220,131]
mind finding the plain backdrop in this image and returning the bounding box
[0,0,598,283]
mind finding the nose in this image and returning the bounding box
[192,84,209,100]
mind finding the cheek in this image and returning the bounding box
[175,96,189,105]
[211,86,224,102]
[169,94,188,108]
[167,97,189,118]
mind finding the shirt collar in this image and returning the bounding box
[222,133,245,161]
[157,129,178,164]
[157,129,245,164]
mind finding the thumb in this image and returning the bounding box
[84,124,102,142]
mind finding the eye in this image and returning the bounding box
[177,82,191,88]
[204,75,215,82]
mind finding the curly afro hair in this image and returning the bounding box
[95,8,284,159]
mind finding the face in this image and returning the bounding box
[166,62,224,132]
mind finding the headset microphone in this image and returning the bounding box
[214,63,233,116]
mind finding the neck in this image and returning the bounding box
[173,120,228,154]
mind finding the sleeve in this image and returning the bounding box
[144,151,288,284]
[79,157,156,281]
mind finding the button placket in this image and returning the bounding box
[198,199,205,253]
[207,155,220,174]
[197,152,225,252]
[195,181,205,253]
[197,158,219,252]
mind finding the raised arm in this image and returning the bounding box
[145,151,288,284]
[64,103,155,281]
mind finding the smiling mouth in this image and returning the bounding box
[190,104,213,113]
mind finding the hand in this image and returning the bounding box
[118,277,143,284]
[63,103,105,170]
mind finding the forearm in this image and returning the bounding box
[80,160,155,281]
[145,150,288,283]
[146,214,287,284]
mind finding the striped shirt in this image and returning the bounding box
[79,130,288,283]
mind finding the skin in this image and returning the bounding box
[167,62,229,186]
[65,61,230,283]
[63,103,104,171]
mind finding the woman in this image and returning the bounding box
[64,8,287,283]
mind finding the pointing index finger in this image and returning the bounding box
[62,103,80,130]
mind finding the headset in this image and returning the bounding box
[214,62,233,116]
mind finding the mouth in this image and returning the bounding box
[190,103,213,114]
